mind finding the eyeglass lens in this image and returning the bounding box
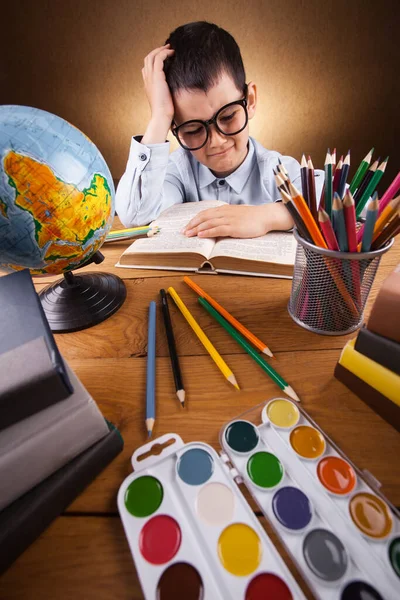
[176,103,247,150]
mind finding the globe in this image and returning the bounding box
[0,105,114,275]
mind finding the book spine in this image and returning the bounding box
[334,363,400,434]
[0,423,123,574]
[355,327,400,376]
[338,339,400,405]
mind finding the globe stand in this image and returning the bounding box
[38,251,127,333]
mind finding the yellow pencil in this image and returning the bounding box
[167,287,240,390]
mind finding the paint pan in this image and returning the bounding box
[219,398,400,600]
[118,434,303,600]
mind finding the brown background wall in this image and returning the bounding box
[2,0,399,187]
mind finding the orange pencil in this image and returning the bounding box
[371,195,400,243]
[287,182,328,248]
[183,276,275,358]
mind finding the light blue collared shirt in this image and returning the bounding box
[116,136,324,227]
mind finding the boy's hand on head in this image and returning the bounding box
[183,205,270,239]
[142,44,175,124]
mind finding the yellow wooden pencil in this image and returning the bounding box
[167,287,239,390]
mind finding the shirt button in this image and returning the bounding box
[218,180,225,186]
[139,153,147,161]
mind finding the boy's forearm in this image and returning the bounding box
[261,202,294,233]
[142,116,172,145]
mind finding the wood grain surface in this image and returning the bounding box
[1,219,399,599]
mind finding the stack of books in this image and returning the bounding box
[0,270,124,573]
[335,264,400,431]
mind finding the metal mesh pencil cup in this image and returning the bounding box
[288,229,394,335]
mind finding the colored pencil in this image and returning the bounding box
[371,214,400,250]
[343,190,361,305]
[146,301,157,437]
[288,182,328,248]
[300,154,309,207]
[356,157,388,218]
[360,196,379,252]
[343,190,357,251]
[105,226,159,242]
[280,190,313,243]
[353,158,379,206]
[160,289,185,407]
[307,156,318,221]
[331,148,337,173]
[338,150,350,199]
[371,195,400,242]
[377,171,400,215]
[332,155,343,196]
[323,149,333,218]
[167,287,239,389]
[274,170,289,194]
[278,158,289,177]
[318,208,339,250]
[349,148,373,194]
[198,297,300,402]
[183,276,274,358]
[332,194,348,251]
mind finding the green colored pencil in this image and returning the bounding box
[198,297,300,402]
[349,148,373,194]
[356,158,388,218]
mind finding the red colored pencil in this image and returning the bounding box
[318,208,339,250]
[343,190,358,252]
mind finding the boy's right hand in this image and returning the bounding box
[142,44,175,124]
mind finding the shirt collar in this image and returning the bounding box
[197,139,255,193]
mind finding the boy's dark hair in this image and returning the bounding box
[164,22,246,94]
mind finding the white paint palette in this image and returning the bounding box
[118,434,305,600]
[220,398,400,600]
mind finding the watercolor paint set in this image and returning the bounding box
[220,399,400,599]
[118,398,400,599]
[118,433,306,599]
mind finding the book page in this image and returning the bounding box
[123,200,225,258]
[210,232,297,265]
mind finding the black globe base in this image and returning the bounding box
[39,271,127,333]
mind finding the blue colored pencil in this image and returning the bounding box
[360,194,379,252]
[146,301,157,437]
[332,193,348,251]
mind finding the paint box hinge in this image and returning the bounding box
[361,469,382,490]
[230,467,243,485]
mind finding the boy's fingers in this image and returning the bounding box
[185,207,224,230]
[198,225,231,238]
[153,49,175,70]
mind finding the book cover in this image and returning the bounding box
[0,269,73,430]
[367,264,400,343]
[334,363,400,433]
[0,421,124,574]
[355,326,400,376]
[116,200,296,278]
[0,363,109,511]
[338,339,400,406]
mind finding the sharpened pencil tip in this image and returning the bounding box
[148,430,152,438]
[176,389,186,406]
[234,383,240,390]
[285,385,301,402]
[262,347,274,358]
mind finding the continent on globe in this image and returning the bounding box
[0,105,115,276]
[4,151,111,273]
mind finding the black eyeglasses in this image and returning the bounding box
[172,89,249,151]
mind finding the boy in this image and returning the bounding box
[116,21,323,238]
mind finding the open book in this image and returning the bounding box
[116,201,296,278]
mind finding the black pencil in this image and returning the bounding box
[300,154,309,207]
[160,289,185,407]
[280,189,313,243]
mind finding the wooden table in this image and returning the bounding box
[1,221,400,599]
